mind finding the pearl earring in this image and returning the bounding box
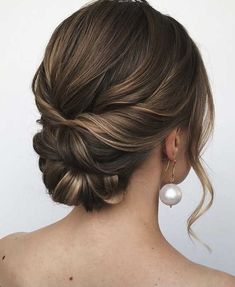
[159,159,182,208]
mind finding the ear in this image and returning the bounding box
[162,127,181,161]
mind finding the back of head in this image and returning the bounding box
[32,0,215,244]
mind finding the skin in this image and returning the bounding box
[0,127,235,287]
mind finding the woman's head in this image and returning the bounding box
[32,0,214,247]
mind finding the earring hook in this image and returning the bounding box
[171,159,176,183]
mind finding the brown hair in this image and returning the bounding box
[32,0,215,251]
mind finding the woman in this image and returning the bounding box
[0,0,234,286]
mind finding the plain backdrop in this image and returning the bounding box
[0,0,234,276]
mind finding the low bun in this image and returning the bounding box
[42,158,121,210]
[33,119,131,211]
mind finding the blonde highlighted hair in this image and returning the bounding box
[32,0,215,251]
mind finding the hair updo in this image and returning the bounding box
[32,0,215,248]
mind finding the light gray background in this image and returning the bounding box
[0,0,234,275]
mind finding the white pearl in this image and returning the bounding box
[159,183,182,208]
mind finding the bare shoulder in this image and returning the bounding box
[0,229,69,287]
[0,231,28,255]
[0,232,28,286]
[0,232,27,241]
[190,261,235,287]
